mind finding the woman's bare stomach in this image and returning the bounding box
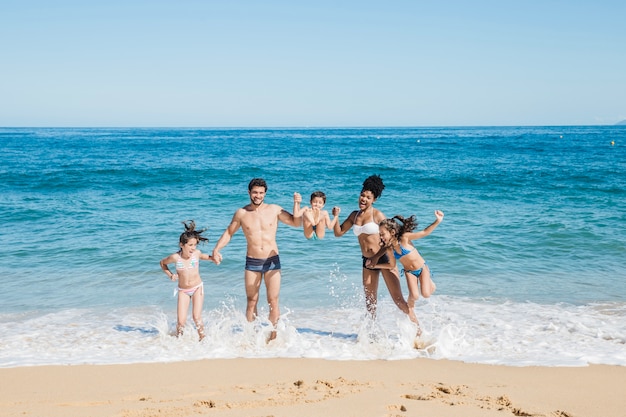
[359,240,381,258]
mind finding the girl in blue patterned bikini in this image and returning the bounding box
[367,211,444,333]
[160,221,213,341]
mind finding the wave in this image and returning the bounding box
[1,297,624,368]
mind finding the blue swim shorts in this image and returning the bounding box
[245,255,281,272]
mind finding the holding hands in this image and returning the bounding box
[211,251,222,265]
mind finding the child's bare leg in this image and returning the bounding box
[381,268,420,331]
[303,208,315,224]
[176,292,191,337]
[404,271,422,337]
[315,221,326,239]
[405,272,421,309]
[192,290,205,341]
[303,224,315,239]
[419,265,436,298]
[194,320,205,341]
[302,209,315,239]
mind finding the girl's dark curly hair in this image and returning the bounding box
[379,215,418,245]
[179,220,209,245]
[362,174,385,199]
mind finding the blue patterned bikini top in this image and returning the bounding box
[393,245,414,259]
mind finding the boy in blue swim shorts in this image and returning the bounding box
[294,190,338,240]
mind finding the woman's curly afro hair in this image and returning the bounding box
[361,174,385,199]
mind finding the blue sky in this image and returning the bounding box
[1,1,625,127]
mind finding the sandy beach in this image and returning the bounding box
[1,358,624,417]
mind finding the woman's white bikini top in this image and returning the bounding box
[353,210,379,236]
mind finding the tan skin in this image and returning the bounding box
[367,210,444,310]
[294,196,338,239]
[332,190,418,326]
[212,186,301,341]
[160,238,212,341]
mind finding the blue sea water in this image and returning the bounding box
[0,126,625,368]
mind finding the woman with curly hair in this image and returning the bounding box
[367,211,444,333]
[332,175,417,325]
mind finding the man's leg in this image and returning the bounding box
[244,270,262,322]
[264,269,281,326]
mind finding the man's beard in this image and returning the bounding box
[250,197,264,207]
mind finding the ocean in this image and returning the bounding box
[0,126,624,368]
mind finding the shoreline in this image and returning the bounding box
[1,358,624,417]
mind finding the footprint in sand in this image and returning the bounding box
[550,411,573,417]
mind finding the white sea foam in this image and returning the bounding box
[1,296,624,368]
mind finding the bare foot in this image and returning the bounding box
[414,337,427,350]
[198,326,206,342]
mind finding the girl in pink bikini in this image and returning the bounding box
[160,220,213,341]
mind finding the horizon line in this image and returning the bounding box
[2,123,625,129]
